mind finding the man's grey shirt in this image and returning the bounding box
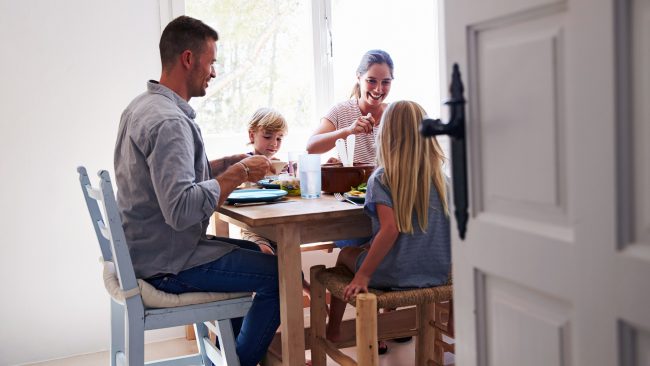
[114,81,236,279]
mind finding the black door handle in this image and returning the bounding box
[420,63,469,239]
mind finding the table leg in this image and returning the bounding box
[212,213,230,237]
[275,223,306,366]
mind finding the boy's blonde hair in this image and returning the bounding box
[247,107,288,134]
[376,100,448,234]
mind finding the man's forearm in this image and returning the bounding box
[215,163,247,206]
[210,158,227,178]
[210,154,248,178]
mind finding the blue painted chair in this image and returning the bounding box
[77,167,253,366]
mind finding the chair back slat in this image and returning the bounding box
[85,184,104,201]
[97,219,110,241]
[77,166,138,293]
[97,170,139,291]
[78,167,112,261]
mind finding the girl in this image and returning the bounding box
[325,100,451,347]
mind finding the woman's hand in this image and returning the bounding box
[326,157,341,164]
[343,273,370,301]
[347,113,375,135]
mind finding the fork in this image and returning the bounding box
[334,192,361,206]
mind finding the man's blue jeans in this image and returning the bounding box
[147,237,280,366]
[335,236,372,248]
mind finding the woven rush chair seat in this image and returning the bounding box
[315,265,453,309]
[310,265,454,366]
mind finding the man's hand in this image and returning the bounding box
[240,155,270,182]
[214,155,269,206]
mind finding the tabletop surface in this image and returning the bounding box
[217,193,365,227]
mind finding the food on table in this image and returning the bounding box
[347,190,366,198]
[279,178,301,196]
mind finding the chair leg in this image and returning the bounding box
[433,300,455,365]
[125,309,145,366]
[110,300,125,366]
[216,319,239,365]
[416,303,436,366]
[310,265,327,366]
[356,293,378,366]
[194,322,211,366]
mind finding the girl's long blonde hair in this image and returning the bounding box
[376,100,448,234]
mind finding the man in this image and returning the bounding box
[114,16,279,366]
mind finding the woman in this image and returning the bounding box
[306,50,394,164]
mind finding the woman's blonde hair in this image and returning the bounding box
[375,100,448,234]
[247,107,288,134]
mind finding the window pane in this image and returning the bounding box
[185,0,316,159]
[330,0,448,170]
[330,0,441,118]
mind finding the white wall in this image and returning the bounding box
[0,1,163,364]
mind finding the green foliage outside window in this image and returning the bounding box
[187,0,315,134]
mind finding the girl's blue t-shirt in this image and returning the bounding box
[356,168,451,290]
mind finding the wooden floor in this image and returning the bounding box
[26,336,454,366]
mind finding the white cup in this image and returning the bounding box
[298,154,321,199]
[270,160,288,175]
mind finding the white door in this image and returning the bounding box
[443,0,650,365]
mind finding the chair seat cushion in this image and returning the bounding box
[315,266,453,308]
[102,261,251,308]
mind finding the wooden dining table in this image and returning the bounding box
[216,194,372,366]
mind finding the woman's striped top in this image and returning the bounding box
[323,99,377,165]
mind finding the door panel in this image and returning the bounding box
[474,10,569,227]
[482,273,571,366]
[618,0,650,364]
[632,0,650,248]
[444,0,650,365]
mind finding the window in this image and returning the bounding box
[329,0,441,119]
[185,0,317,159]
[184,0,444,161]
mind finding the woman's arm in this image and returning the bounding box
[306,118,347,154]
[343,203,399,301]
[306,115,376,154]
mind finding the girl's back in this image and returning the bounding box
[359,167,450,290]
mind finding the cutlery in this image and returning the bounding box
[233,200,296,207]
[334,192,360,206]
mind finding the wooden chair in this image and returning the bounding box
[77,167,253,366]
[309,265,454,366]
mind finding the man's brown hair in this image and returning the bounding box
[159,15,219,69]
